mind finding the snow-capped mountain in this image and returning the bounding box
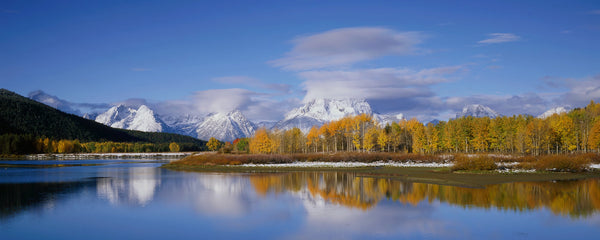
[82,112,99,120]
[427,119,441,125]
[375,113,405,126]
[256,121,278,129]
[160,114,204,137]
[195,110,257,142]
[274,98,374,132]
[538,106,570,119]
[95,105,168,132]
[455,104,499,118]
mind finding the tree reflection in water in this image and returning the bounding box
[250,172,600,218]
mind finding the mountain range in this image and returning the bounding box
[26,90,565,142]
[455,104,499,118]
[0,89,205,148]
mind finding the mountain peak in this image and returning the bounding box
[276,98,373,132]
[196,109,256,142]
[538,106,570,119]
[95,105,165,132]
[456,104,499,118]
[285,98,372,121]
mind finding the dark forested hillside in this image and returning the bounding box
[0,89,205,147]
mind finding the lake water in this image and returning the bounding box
[1,159,600,239]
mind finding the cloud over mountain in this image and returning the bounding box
[270,27,424,70]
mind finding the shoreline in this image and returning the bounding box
[163,164,600,188]
[163,152,600,187]
[23,152,193,160]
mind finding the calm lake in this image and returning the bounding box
[1,159,600,239]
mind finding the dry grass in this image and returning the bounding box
[451,155,498,171]
[169,152,599,173]
[532,155,591,172]
[168,152,448,167]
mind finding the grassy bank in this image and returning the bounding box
[169,152,448,166]
[163,152,600,187]
[163,164,600,188]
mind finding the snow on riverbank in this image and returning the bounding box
[234,161,453,168]
[26,152,192,160]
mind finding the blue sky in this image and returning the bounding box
[1,0,599,121]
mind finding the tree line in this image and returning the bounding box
[0,134,196,154]
[246,100,600,155]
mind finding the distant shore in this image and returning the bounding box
[24,152,193,160]
[162,152,600,187]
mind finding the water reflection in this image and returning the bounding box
[249,172,600,218]
[2,161,600,239]
[176,173,251,216]
[0,180,95,220]
[97,167,161,206]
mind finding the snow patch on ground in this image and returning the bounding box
[235,161,453,168]
[496,169,536,173]
[497,162,519,167]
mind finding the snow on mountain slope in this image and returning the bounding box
[195,110,257,142]
[256,121,278,129]
[160,114,204,137]
[274,98,374,132]
[82,112,98,120]
[455,104,499,118]
[375,113,404,126]
[538,106,570,118]
[95,105,166,132]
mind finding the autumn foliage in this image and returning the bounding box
[243,100,600,156]
[248,172,600,218]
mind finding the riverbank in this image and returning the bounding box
[163,164,600,188]
[163,152,600,188]
[24,152,193,160]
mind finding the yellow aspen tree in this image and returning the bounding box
[472,117,490,152]
[425,123,440,154]
[306,126,320,153]
[363,127,378,152]
[589,120,600,152]
[377,127,390,152]
[250,128,274,154]
[169,142,181,152]
[207,137,221,151]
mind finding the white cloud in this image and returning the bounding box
[558,75,600,107]
[213,76,291,93]
[113,98,149,108]
[299,66,461,102]
[270,27,424,70]
[478,33,521,44]
[183,88,291,121]
[445,93,550,117]
[192,88,260,114]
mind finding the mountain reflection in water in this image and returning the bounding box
[249,172,600,218]
[2,161,600,239]
[97,167,161,206]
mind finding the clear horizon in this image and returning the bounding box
[2,0,599,122]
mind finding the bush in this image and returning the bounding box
[534,155,590,172]
[451,155,497,171]
[168,152,449,167]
